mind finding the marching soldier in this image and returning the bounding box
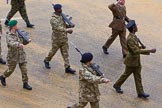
[67,53,109,108]
[44,4,76,74]
[113,20,156,98]
[4,0,34,28]
[0,20,32,90]
[0,21,6,64]
[102,0,131,58]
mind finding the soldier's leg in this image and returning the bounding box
[45,42,59,62]
[6,5,19,22]
[60,42,70,68]
[19,63,32,90]
[90,101,99,108]
[19,4,30,24]
[3,63,17,78]
[133,67,144,94]
[19,63,28,83]
[60,42,76,74]
[119,30,128,56]
[71,102,88,108]
[103,29,119,48]
[114,66,133,87]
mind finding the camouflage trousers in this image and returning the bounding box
[6,3,30,24]
[45,39,70,68]
[71,101,99,108]
[3,63,28,83]
[103,29,128,55]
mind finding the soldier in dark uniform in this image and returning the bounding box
[113,20,156,98]
[0,20,32,90]
[102,0,130,58]
[4,0,34,28]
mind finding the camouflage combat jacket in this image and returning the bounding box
[50,13,68,42]
[78,63,105,102]
[6,31,26,64]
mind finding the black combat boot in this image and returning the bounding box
[26,23,35,28]
[138,93,150,98]
[23,82,32,90]
[44,60,51,69]
[65,67,76,74]
[102,46,109,54]
[0,58,6,64]
[113,85,123,94]
[4,20,9,26]
[0,75,6,86]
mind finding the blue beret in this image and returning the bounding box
[126,20,136,29]
[53,4,62,10]
[80,53,93,63]
[8,20,18,27]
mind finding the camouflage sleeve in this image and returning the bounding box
[6,34,19,48]
[128,39,150,55]
[79,69,105,84]
[50,18,66,32]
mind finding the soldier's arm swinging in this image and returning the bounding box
[127,39,150,55]
[80,69,105,84]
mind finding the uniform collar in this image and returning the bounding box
[81,63,94,73]
[8,31,17,35]
[52,12,61,18]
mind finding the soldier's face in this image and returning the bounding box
[56,9,62,14]
[134,26,138,32]
[119,0,125,5]
[13,25,18,30]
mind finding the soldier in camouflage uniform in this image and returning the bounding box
[0,20,32,90]
[44,4,76,74]
[4,0,34,28]
[67,53,109,108]
[113,20,156,98]
[0,21,6,64]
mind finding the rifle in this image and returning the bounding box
[134,35,146,49]
[70,41,104,77]
[17,29,31,45]
[50,2,75,28]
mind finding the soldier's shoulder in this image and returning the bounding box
[6,32,16,38]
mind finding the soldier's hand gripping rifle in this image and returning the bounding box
[70,42,104,77]
[17,29,31,45]
[50,3,75,28]
[134,35,146,49]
